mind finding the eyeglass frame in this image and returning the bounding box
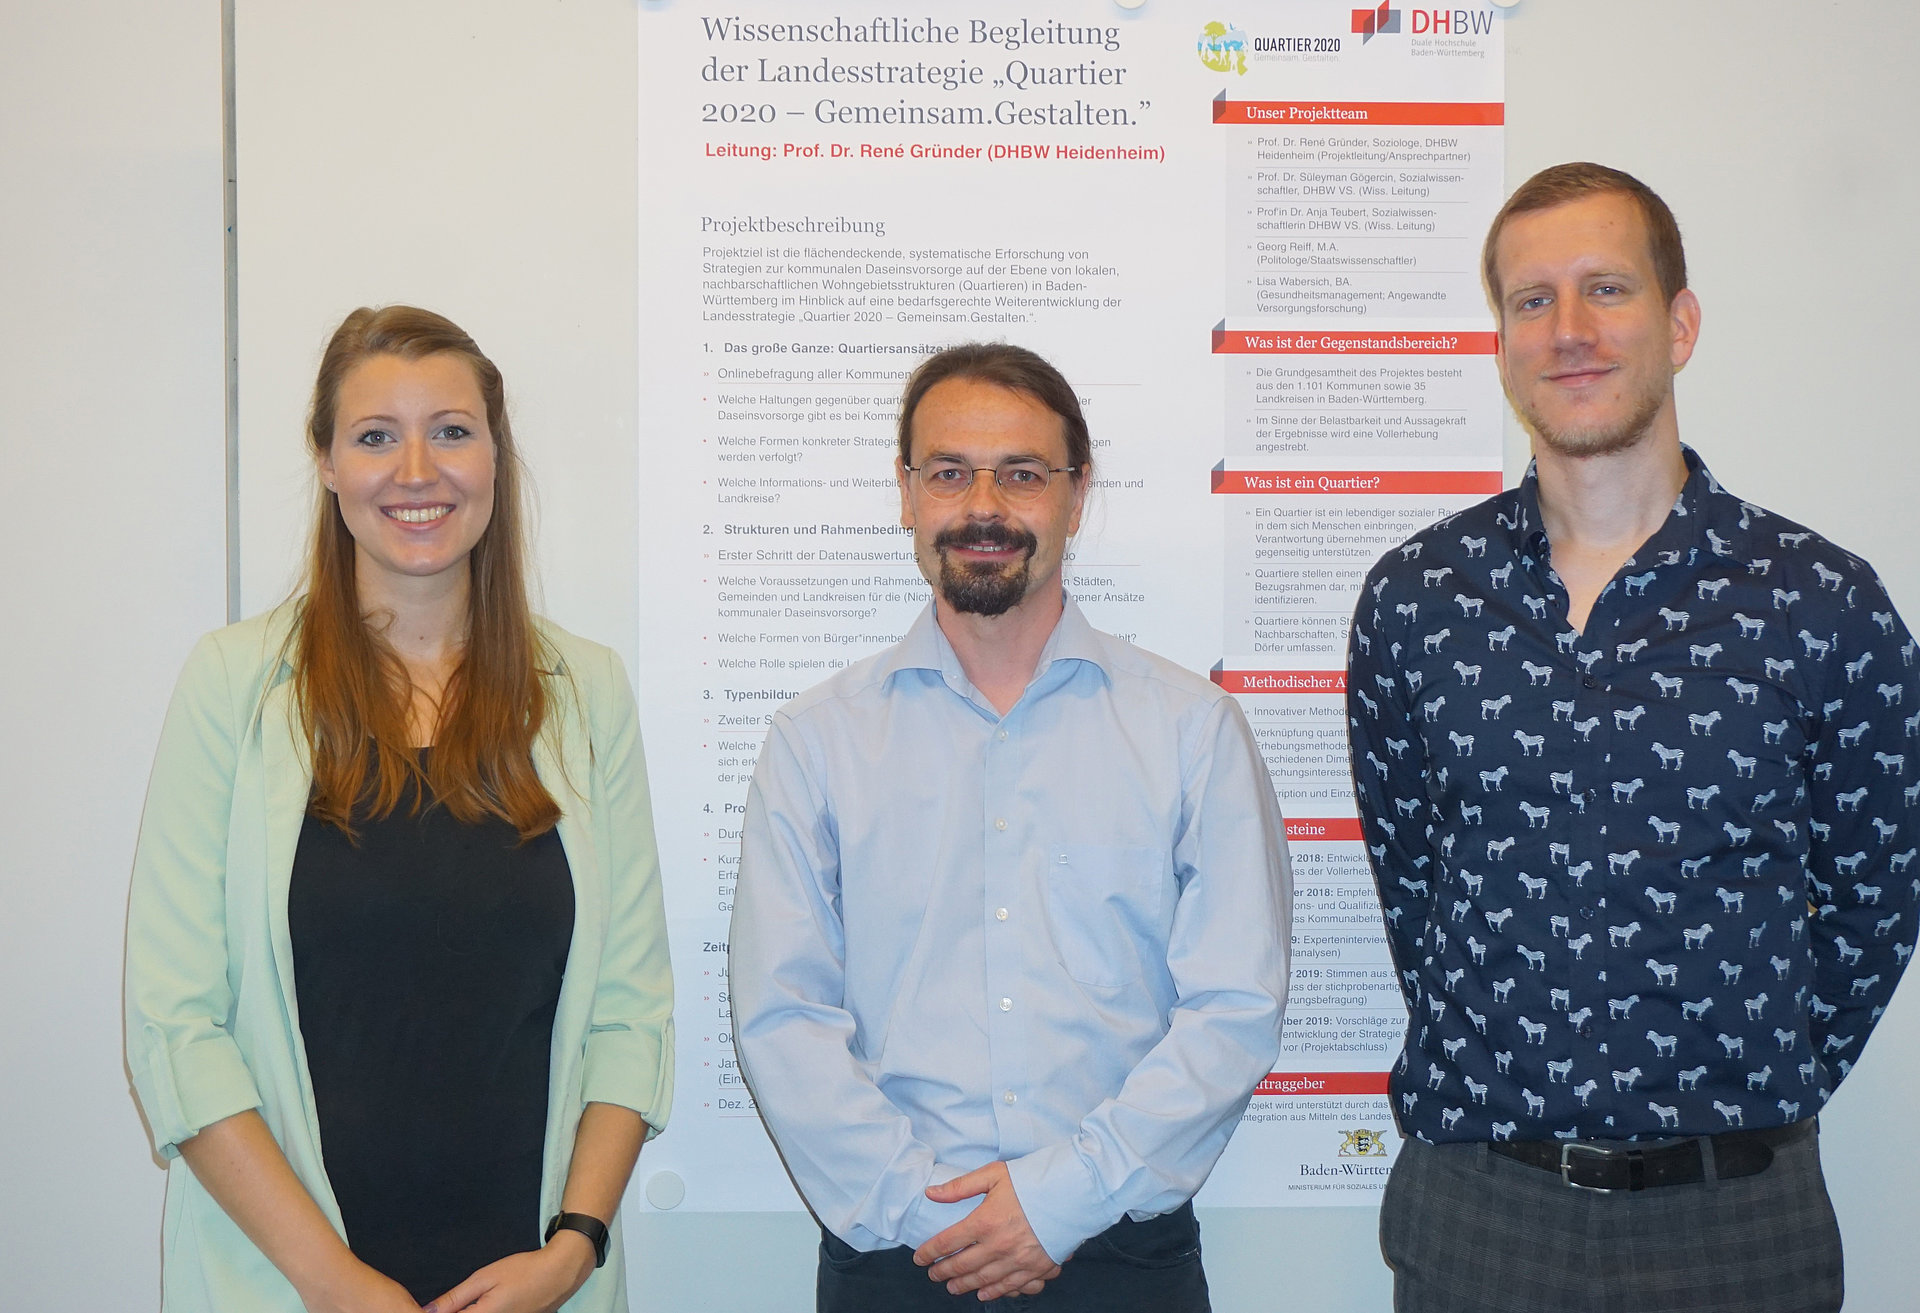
[902,457,1082,501]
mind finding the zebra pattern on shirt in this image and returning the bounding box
[1347,450,1918,1143]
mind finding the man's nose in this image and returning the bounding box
[1551,293,1598,345]
[960,467,1009,513]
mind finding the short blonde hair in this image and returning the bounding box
[1482,162,1687,314]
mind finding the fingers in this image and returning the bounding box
[946,1253,1053,1301]
[927,1242,989,1284]
[979,1277,1044,1302]
[424,1270,491,1313]
[913,1224,972,1269]
[922,1162,1000,1204]
[917,1161,1013,1265]
[928,1226,1034,1284]
[934,1243,1054,1294]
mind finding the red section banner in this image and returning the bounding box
[1285,817,1365,842]
[1211,469,1502,495]
[1211,329,1498,355]
[1211,668,1346,695]
[1213,100,1504,127]
[1254,1071,1392,1097]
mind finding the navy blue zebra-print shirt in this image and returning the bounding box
[1348,448,1917,1144]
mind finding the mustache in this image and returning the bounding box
[932,522,1038,555]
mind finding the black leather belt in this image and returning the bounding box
[1488,1117,1811,1191]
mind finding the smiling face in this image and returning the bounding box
[318,352,496,601]
[897,376,1086,619]
[1493,190,1700,459]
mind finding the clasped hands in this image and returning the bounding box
[912,1161,1064,1302]
[308,1229,595,1313]
[421,1229,598,1313]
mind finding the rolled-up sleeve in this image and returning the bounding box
[125,634,262,1158]
[580,648,676,1136]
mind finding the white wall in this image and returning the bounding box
[231,0,642,668]
[0,3,226,1309]
[6,1,1917,1310]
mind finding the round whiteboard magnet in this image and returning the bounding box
[1488,0,1522,8]
[1114,0,1148,10]
[644,1170,687,1210]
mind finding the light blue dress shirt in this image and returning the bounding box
[730,599,1292,1263]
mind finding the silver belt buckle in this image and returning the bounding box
[1559,1141,1620,1192]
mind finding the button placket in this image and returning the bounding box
[1572,645,1616,1087]
[983,710,1027,1137]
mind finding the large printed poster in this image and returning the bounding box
[633,0,1505,1213]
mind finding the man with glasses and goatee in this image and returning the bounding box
[731,343,1292,1312]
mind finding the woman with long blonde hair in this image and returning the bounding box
[126,306,672,1312]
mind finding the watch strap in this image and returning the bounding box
[545,1211,610,1268]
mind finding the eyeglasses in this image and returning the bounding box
[905,457,1079,501]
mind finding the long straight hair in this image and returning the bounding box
[295,305,560,840]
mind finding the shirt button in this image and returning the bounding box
[1582,675,1598,689]
[995,907,1009,921]
[997,729,1008,741]
[1000,997,1013,1011]
[1581,909,1595,920]
[994,818,1008,831]
[1004,1091,1018,1104]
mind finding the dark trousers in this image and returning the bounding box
[817,1201,1210,1313]
[1380,1123,1843,1313]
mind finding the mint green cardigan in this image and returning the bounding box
[124,606,674,1311]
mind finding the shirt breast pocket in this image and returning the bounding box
[1045,843,1166,988]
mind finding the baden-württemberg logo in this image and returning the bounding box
[1196,21,1249,74]
[1340,1128,1390,1157]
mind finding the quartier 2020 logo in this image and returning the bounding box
[1196,21,1249,74]
[1198,18,1348,66]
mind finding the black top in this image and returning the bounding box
[289,770,573,1303]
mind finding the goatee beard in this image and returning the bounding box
[932,522,1038,617]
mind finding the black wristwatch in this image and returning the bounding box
[545,1211,611,1268]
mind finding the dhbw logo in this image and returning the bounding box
[1351,2,1401,43]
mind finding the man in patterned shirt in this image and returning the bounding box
[1348,162,1917,1311]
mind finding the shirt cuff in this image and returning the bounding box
[893,1161,984,1252]
[1004,1142,1113,1265]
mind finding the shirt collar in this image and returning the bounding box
[876,594,1111,701]
[1510,444,1722,571]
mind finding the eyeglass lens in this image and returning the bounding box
[919,459,1055,498]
